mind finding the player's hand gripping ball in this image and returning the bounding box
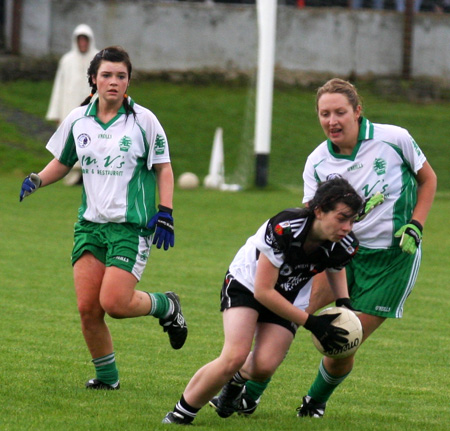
[311,307,363,359]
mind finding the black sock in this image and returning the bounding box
[173,394,199,423]
[231,371,247,386]
[221,371,247,399]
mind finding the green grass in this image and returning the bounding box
[1,175,450,430]
[1,79,450,429]
[0,79,449,190]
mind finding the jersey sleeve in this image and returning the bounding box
[302,154,320,204]
[137,108,171,169]
[46,109,82,167]
[327,233,359,272]
[251,211,297,268]
[397,129,427,174]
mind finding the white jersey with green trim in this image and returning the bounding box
[46,98,170,227]
[302,118,426,249]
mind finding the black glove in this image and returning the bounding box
[335,297,356,311]
[304,313,349,351]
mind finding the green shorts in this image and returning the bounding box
[72,220,152,281]
[347,246,422,318]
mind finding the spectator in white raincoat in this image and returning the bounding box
[46,24,98,124]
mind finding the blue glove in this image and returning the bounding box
[147,205,174,250]
[20,173,41,202]
[394,220,423,255]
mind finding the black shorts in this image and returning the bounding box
[220,271,298,336]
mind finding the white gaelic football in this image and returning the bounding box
[177,172,200,190]
[311,307,363,359]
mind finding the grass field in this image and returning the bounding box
[1,176,449,431]
[1,79,450,430]
[1,79,450,191]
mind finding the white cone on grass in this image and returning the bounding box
[204,127,225,189]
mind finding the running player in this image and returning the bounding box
[162,178,363,424]
[228,78,437,418]
[19,46,187,390]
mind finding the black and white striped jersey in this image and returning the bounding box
[228,207,358,304]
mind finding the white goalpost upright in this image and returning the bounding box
[254,0,277,187]
[206,0,276,190]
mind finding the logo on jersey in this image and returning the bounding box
[326,173,342,180]
[139,251,149,262]
[265,223,276,246]
[113,256,129,263]
[411,138,422,156]
[345,244,357,255]
[279,274,310,292]
[275,221,291,236]
[280,264,293,276]
[98,133,112,139]
[373,158,386,175]
[155,134,166,155]
[77,133,91,148]
[119,136,132,152]
[347,163,363,172]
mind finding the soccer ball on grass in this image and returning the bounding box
[311,306,363,359]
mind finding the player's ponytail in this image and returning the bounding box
[80,85,97,107]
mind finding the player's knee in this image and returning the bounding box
[100,297,127,319]
[77,302,105,328]
[78,299,102,319]
[220,353,248,375]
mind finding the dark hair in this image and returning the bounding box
[80,46,135,118]
[308,177,363,216]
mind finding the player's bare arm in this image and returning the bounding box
[154,162,174,209]
[38,158,72,187]
[412,161,437,227]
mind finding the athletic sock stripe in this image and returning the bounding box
[175,402,196,419]
[147,292,157,315]
[232,371,247,385]
[93,352,115,366]
[319,360,348,386]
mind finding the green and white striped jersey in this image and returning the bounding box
[302,117,426,249]
[46,98,170,228]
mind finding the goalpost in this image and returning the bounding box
[205,0,277,190]
[254,0,277,187]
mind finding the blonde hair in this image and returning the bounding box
[316,78,362,113]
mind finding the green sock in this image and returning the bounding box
[245,378,271,401]
[308,359,351,403]
[147,292,171,318]
[93,352,119,385]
